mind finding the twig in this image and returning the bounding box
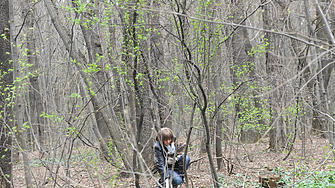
[0,167,11,186]
[14,1,40,41]
[314,0,335,46]
[211,81,245,119]
[189,156,207,166]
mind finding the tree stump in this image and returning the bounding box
[258,170,281,188]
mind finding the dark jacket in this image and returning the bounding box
[154,135,177,179]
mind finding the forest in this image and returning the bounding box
[0,0,334,187]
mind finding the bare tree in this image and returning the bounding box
[0,1,13,187]
[9,1,33,187]
[44,0,131,170]
[262,0,288,150]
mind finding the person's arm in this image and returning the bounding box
[155,143,168,179]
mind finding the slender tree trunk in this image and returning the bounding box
[262,0,287,149]
[303,0,324,135]
[147,0,172,129]
[73,0,115,161]
[22,0,45,149]
[208,0,224,170]
[230,0,261,143]
[314,0,335,146]
[214,78,223,171]
[133,17,153,188]
[0,1,13,187]
[10,1,33,187]
[44,0,131,170]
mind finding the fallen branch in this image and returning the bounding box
[189,156,207,166]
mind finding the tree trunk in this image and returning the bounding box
[147,0,172,129]
[73,0,115,161]
[10,1,33,186]
[44,0,131,170]
[230,0,261,143]
[22,1,45,149]
[263,0,287,149]
[314,0,335,146]
[214,75,223,171]
[0,1,13,187]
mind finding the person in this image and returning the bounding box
[154,127,190,188]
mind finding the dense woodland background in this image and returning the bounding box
[0,0,335,187]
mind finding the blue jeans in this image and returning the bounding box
[168,155,190,186]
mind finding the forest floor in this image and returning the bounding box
[13,135,335,187]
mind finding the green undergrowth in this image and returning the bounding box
[281,169,335,188]
[218,167,335,187]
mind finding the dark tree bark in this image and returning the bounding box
[230,0,262,143]
[262,0,287,149]
[148,0,172,129]
[0,1,13,187]
[314,0,335,146]
[118,1,155,186]
[170,1,220,185]
[22,2,45,148]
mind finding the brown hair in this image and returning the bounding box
[156,127,174,143]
